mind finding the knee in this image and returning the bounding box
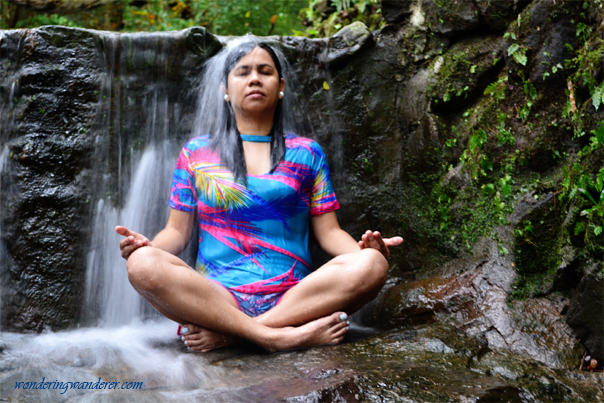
[126,246,161,292]
[349,248,389,295]
[362,248,389,284]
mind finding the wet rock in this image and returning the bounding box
[320,22,374,67]
[381,0,413,24]
[553,246,582,291]
[192,323,601,402]
[442,164,470,190]
[186,27,223,60]
[566,269,604,363]
[421,0,486,37]
[476,0,529,32]
[360,241,582,369]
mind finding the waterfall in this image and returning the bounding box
[83,32,197,327]
[85,146,175,326]
[0,147,9,326]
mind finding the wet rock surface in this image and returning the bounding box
[360,240,583,370]
[2,324,602,402]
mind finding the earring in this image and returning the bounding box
[224,94,229,102]
[279,91,284,98]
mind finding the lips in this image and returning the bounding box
[247,90,265,98]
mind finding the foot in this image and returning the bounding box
[181,324,241,353]
[261,312,349,352]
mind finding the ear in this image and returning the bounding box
[279,78,285,93]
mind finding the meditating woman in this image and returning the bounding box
[115,40,403,353]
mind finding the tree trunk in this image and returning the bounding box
[1,1,20,28]
[7,0,121,13]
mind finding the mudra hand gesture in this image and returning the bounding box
[358,230,404,259]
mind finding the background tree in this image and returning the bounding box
[0,0,309,35]
[1,0,382,37]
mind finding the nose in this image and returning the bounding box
[248,68,261,85]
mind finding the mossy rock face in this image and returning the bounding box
[512,192,564,277]
[476,0,531,32]
[422,0,484,37]
[426,35,505,112]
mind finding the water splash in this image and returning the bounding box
[0,319,223,390]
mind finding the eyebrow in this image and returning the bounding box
[234,63,275,70]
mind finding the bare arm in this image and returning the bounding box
[311,211,404,258]
[116,209,195,259]
[311,212,361,257]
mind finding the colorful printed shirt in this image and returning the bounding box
[169,134,340,295]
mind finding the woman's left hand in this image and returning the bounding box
[358,230,403,259]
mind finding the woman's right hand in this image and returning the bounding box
[115,226,150,260]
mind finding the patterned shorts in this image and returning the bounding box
[228,289,287,317]
[209,279,291,317]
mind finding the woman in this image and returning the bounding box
[116,40,403,353]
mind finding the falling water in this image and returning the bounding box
[0,147,9,326]
[84,32,195,326]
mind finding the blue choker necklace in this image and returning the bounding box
[240,134,271,143]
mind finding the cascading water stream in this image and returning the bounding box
[84,32,193,327]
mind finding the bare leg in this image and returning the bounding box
[126,246,348,352]
[183,248,389,351]
[255,248,389,328]
[181,284,243,352]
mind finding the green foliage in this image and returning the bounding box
[566,24,603,112]
[297,0,382,38]
[483,75,508,101]
[496,112,516,147]
[5,0,307,36]
[561,122,604,252]
[15,13,84,29]
[518,80,537,121]
[505,32,528,66]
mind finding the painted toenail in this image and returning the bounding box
[187,346,190,350]
[184,340,188,345]
[181,327,189,334]
[339,313,347,321]
[347,320,350,326]
[181,336,185,341]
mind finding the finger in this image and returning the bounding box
[384,236,404,246]
[358,240,365,249]
[115,226,134,237]
[372,232,390,257]
[366,232,381,250]
[361,233,372,249]
[119,236,135,248]
[135,237,149,247]
[121,244,138,259]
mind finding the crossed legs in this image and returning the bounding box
[126,247,389,352]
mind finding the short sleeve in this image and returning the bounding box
[169,145,197,212]
[309,144,340,216]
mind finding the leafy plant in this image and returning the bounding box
[484,75,508,101]
[504,33,527,66]
[297,0,382,38]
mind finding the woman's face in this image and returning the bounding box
[226,47,285,119]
